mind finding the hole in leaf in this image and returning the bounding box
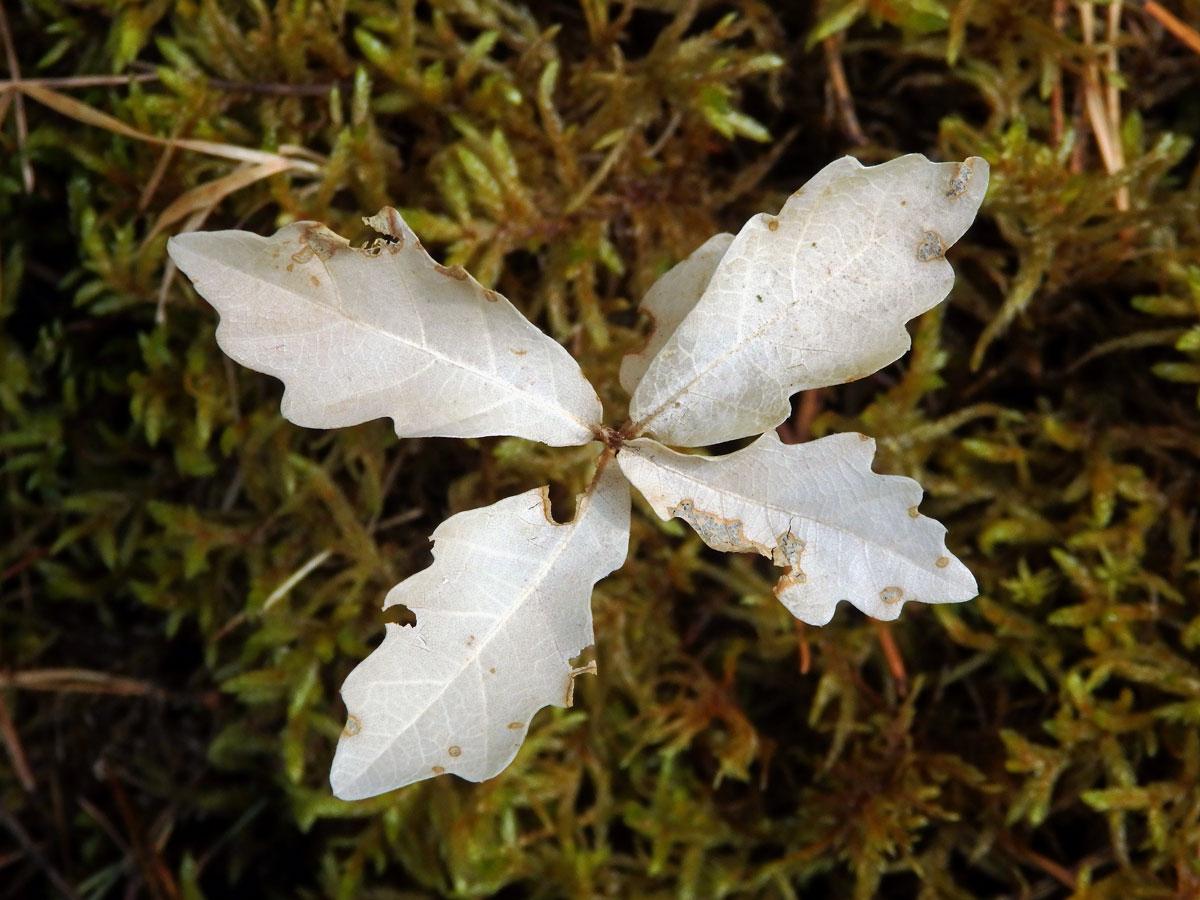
[382,604,417,628]
[546,480,576,524]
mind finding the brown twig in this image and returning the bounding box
[822,35,867,146]
[0,668,162,697]
[0,694,35,791]
[1079,2,1129,211]
[1050,0,1068,146]
[0,3,33,192]
[105,770,179,900]
[795,620,812,675]
[0,808,82,900]
[872,619,908,696]
[1142,1,1200,56]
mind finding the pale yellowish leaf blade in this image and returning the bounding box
[168,208,603,445]
[617,432,976,625]
[629,154,988,446]
[330,459,630,800]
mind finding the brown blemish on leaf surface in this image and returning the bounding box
[482,289,500,302]
[343,715,361,737]
[434,263,469,280]
[670,499,767,556]
[772,531,808,592]
[917,231,945,262]
[448,745,461,757]
[908,506,920,518]
[880,586,904,604]
[298,226,340,261]
[936,556,950,568]
[507,722,522,730]
[947,161,973,197]
[432,765,444,774]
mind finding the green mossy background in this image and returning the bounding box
[3,0,1200,897]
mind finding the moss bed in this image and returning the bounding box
[3,1,1200,898]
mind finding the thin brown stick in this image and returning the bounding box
[795,620,812,675]
[105,771,180,900]
[0,72,161,90]
[0,4,33,192]
[0,695,35,791]
[0,808,82,900]
[822,35,867,146]
[1079,2,1129,211]
[1050,0,1068,146]
[16,83,322,172]
[872,619,908,696]
[1143,1,1200,56]
[0,667,161,697]
[140,118,186,212]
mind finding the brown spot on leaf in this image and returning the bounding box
[448,746,462,757]
[507,722,522,730]
[510,348,527,355]
[946,161,973,198]
[298,226,340,261]
[917,230,945,262]
[482,289,500,302]
[310,275,320,287]
[432,765,445,774]
[858,433,871,441]
[879,586,904,604]
[285,263,295,272]
[670,499,767,556]
[489,667,496,674]
[936,556,950,568]
[772,531,808,592]
[767,218,779,232]
[908,506,920,518]
[343,715,361,737]
[434,262,469,280]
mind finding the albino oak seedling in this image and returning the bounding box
[168,153,988,800]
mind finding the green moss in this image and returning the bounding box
[3,1,1200,898]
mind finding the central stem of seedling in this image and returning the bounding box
[596,422,639,450]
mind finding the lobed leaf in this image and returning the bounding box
[627,154,989,446]
[329,458,630,800]
[617,431,976,624]
[168,208,603,446]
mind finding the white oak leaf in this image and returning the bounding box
[167,208,603,446]
[628,154,989,446]
[329,458,630,800]
[619,233,734,396]
[617,432,976,625]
